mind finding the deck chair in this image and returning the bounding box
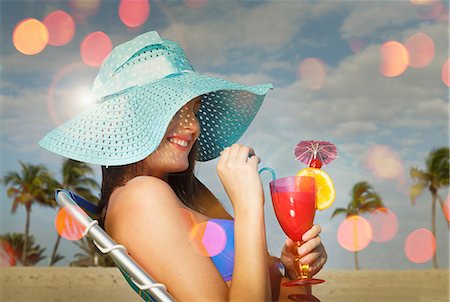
[55,189,175,302]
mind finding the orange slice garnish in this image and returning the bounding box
[297,167,336,210]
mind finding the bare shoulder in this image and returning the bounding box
[115,176,176,202]
[105,175,229,300]
[106,176,183,237]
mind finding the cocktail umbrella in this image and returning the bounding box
[295,140,337,167]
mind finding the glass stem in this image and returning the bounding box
[292,240,309,280]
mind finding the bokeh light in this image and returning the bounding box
[337,215,373,252]
[55,207,85,241]
[410,0,434,3]
[404,228,436,263]
[190,221,227,257]
[368,207,398,243]
[184,0,209,8]
[366,145,404,180]
[12,18,48,55]
[443,193,450,221]
[441,58,449,87]
[119,0,150,28]
[405,33,435,68]
[80,31,112,67]
[69,0,101,18]
[0,240,16,267]
[380,41,409,77]
[348,38,367,54]
[298,58,327,90]
[413,0,444,19]
[43,10,76,46]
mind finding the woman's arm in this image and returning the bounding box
[217,144,271,301]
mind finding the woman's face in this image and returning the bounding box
[143,97,202,179]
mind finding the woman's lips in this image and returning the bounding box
[167,136,191,151]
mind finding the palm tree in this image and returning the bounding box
[49,159,100,266]
[0,232,47,266]
[331,181,384,270]
[3,162,54,266]
[410,147,449,268]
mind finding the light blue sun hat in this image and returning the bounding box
[39,31,273,166]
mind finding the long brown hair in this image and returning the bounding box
[98,142,231,228]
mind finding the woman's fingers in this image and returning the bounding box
[310,254,327,275]
[221,144,255,163]
[236,144,255,163]
[308,245,327,276]
[219,146,230,162]
[302,224,321,242]
[247,154,261,169]
[220,144,259,167]
[298,244,327,276]
[298,246,322,264]
[298,236,322,257]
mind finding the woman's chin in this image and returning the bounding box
[170,162,189,173]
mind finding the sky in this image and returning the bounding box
[1,0,449,270]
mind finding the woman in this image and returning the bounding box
[40,31,326,301]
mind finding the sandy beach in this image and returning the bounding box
[0,267,448,301]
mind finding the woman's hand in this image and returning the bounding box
[216,143,263,211]
[280,225,327,278]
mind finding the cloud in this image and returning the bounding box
[270,21,448,141]
[333,121,378,137]
[340,2,417,39]
[159,1,343,69]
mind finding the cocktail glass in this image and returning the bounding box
[269,175,325,287]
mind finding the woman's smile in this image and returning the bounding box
[167,134,193,151]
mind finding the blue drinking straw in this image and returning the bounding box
[258,167,277,182]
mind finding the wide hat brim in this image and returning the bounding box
[39,72,272,166]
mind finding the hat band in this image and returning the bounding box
[93,54,194,100]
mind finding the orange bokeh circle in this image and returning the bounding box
[119,0,150,28]
[13,18,48,55]
[404,228,436,264]
[55,207,85,241]
[298,58,327,90]
[405,32,435,68]
[380,41,409,77]
[80,31,112,67]
[368,207,398,243]
[43,10,76,46]
[441,58,449,87]
[337,215,373,252]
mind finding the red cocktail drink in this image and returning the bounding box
[271,190,316,242]
[269,175,325,289]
